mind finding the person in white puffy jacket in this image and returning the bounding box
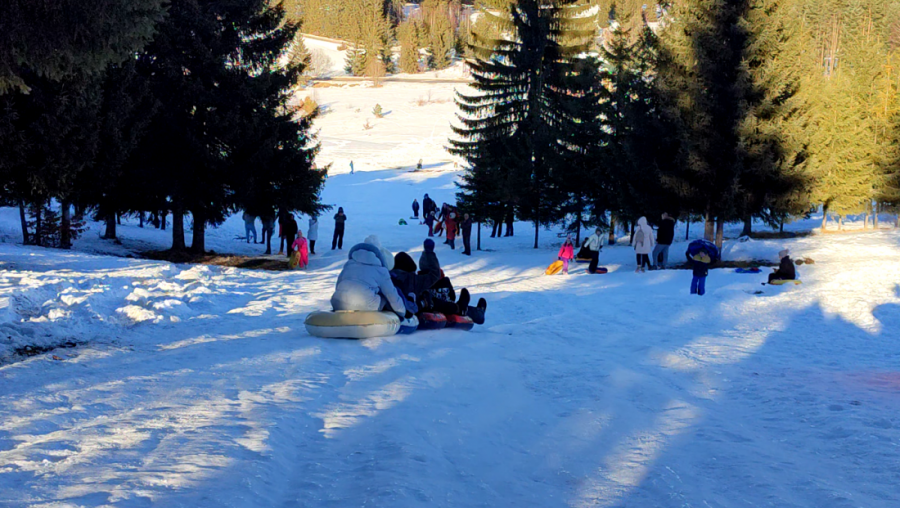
[330,243,408,318]
[307,216,319,254]
[583,228,604,274]
[631,216,656,273]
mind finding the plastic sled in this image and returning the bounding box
[445,314,475,331]
[586,267,609,274]
[735,267,761,274]
[769,279,802,286]
[305,311,400,339]
[418,312,447,330]
[545,260,564,275]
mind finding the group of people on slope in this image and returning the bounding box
[562,213,677,275]
[241,207,349,268]
[417,194,474,255]
[330,236,488,325]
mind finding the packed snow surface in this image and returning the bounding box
[1,79,899,507]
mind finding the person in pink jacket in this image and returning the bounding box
[558,235,575,275]
[291,230,309,269]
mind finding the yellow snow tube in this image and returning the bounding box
[304,311,400,339]
[769,279,802,286]
[545,260,564,275]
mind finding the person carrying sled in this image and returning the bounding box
[412,199,420,219]
[768,249,796,284]
[653,212,675,269]
[631,216,656,273]
[685,239,719,296]
[331,242,409,318]
[332,207,347,250]
[290,230,309,269]
[558,235,575,275]
[583,228,604,274]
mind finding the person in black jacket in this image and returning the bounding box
[332,207,346,250]
[768,249,797,283]
[461,213,473,255]
[412,199,420,219]
[283,215,298,258]
[653,212,676,269]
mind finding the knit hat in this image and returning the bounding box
[424,238,435,252]
[779,249,789,259]
[393,252,417,273]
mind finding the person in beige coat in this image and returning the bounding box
[631,216,656,273]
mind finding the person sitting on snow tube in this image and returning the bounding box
[768,249,796,284]
[411,239,487,324]
[331,242,411,318]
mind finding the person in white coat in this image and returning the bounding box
[331,243,408,318]
[583,228,604,274]
[307,216,319,254]
[631,216,656,272]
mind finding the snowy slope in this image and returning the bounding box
[1,79,900,508]
[0,167,899,508]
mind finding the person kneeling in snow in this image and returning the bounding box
[768,249,796,284]
[331,242,410,318]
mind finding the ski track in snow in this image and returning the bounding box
[0,79,899,507]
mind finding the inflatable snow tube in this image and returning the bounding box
[418,312,447,330]
[305,311,400,339]
[769,279,802,286]
[445,314,475,331]
[546,260,564,275]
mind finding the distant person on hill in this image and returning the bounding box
[461,213,473,255]
[631,217,655,273]
[584,228,604,274]
[350,160,354,174]
[558,235,575,275]
[242,212,257,244]
[412,199,420,219]
[653,212,676,269]
[332,207,347,250]
[261,214,276,254]
[283,215,299,258]
[768,249,796,283]
[307,216,318,255]
[425,210,435,237]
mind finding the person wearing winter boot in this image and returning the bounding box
[653,212,675,269]
[631,216,655,273]
[283,215,298,258]
[445,211,458,249]
[307,216,318,255]
[687,248,712,295]
[584,228,604,274]
[768,249,796,283]
[461,213,473,255]
[332,207,346,250]
[412,199,420,219]
[558,235,575,275]
[242,211,258,244]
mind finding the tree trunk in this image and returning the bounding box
[740,216,751,237]
[171,204,186,251]
[477,221,481,250]
[821,209,827,230]
[61,201,72,249]
[34,207,43,247]
[18,200,29,245]
[704,213,715,241]
[715,218,724,250]
[838,215,844,231]
[104,212,117,240]
[116,212,121,225]
[161,210,167,230]
[874,206,879,229]
[575,210,582,246]
[190,211,206,254]
[780,220,784,233]
[608,218,616,245]
[685,219,690,240]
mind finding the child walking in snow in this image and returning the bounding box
[290,230,309,269]
[685,239,718,296]
[558,235,575,274]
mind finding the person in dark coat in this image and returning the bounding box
[412,199,420,219]
[260,214,276,254]
[423,194,435,217]
[768,249,797,283]
[283,215,299,258]
[332,207,347,250]
[414,239,487,324]
[424,211,435,237]
[653,212,676,269]
[686,247,712,296]
[461,213,473,255]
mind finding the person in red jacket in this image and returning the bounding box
[445,211,458,250]
[558,235,575,274]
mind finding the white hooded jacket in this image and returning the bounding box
[631,217,656,255]
[307,218,318,241]
[331,243,406,316]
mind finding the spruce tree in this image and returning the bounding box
[451,0,597,248]
[399,21,421,73]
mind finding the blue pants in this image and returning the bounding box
[691,276,706,295]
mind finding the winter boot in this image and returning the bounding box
[457,288,471,315]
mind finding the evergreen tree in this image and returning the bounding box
[0,0,166,93]
[399,21,421,73]
[424,0,455,70]
[451,0,597,248]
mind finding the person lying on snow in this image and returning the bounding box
[391,239,487,324]
[331,241,411,319]
[768,249,796,283]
